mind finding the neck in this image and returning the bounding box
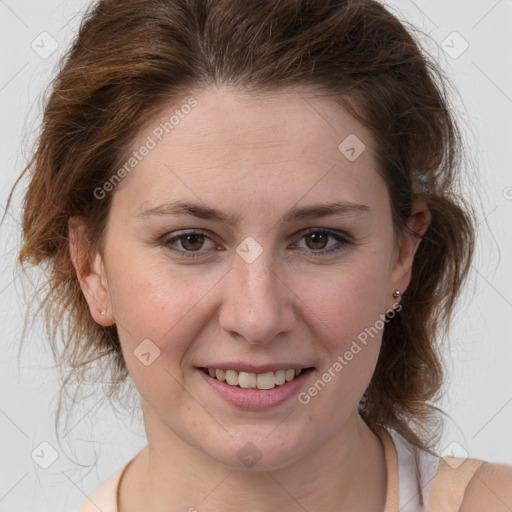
[119,410,387,512]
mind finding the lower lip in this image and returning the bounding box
[198,368,314,410]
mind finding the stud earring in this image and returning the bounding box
[393,290,401,298]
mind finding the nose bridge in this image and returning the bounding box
[239,249,275,296]
[219,244,293,344]
[234,233,278,293]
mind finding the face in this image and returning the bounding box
[73,85,424,471]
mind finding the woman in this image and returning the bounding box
[12,0,512,510]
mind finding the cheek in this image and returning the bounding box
[294,255,390,399]
[105,247,224,360]
[105,255,220,409]
[299,255,390,339]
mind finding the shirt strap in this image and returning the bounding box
[426,457,485,511]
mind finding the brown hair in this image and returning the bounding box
[10,0,475,453]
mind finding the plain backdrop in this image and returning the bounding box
[0,0,511,510]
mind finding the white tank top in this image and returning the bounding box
[387,428,440,510]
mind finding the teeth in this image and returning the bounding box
[206,367,307,389]
[238,372,256,388]
[275,369,286,385]
[257,372,275,390]
[225,370,238,386]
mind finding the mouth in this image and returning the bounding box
[199,367,315,390]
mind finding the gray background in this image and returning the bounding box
[1,0,511,510]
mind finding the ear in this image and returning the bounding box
[388,196,431,309]
[68,216,115,326]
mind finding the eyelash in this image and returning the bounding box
[161,229,352,260]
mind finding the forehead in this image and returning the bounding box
[145,85,373,156]
[112,85,385,218]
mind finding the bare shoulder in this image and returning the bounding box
[459,461,512,511]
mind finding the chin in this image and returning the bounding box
[200,431,310,472]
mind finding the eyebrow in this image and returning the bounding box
[135,199,370,224]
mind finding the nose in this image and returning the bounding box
[218,248,295,346]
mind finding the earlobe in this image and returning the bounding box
[68,217,115,326]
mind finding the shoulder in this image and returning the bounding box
[74,465,125,512]
[459,461,512,511]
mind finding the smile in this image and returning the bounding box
[202,367,309,390]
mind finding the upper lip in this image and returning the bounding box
[198,363,314,374]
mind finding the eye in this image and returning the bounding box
[293,229,351,255]
[162,230,219,259]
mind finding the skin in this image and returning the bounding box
[69,85,431,512]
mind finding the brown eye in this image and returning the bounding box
[294,229,351,256]
[162,230,217,259]
[304,232,329,250]
[180,233,205,251]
